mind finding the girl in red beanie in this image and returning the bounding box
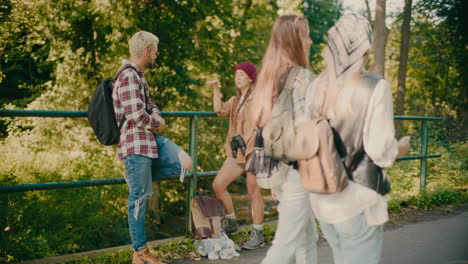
[207,62,265,249]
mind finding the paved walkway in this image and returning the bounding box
[173,211,468,264]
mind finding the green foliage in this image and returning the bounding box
[387,140,467,200]
[387,198,402,213]
[387,188,467,213]
[0,0,53,108]
[230,223,276,245]
[303,0,342,72]
[386,140,467,213]
[406,188,467,208]
[0,178,130,263]
[385,0,467,133]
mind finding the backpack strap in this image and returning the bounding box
[113,64,139,130]
[336,73,385,179]
[282,66,303,94]
[114,64,138,80]
[287,66,307,135]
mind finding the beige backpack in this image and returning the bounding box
[262,67,313,161]
[190,196,225,239]
[294,119,348,193]
[262,66,348,193]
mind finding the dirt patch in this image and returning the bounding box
[385,202,468,231]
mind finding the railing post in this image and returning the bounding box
[186,115,199,234]
[185,178,192,235]
[420,120,429,192]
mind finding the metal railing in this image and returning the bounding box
[0,110,442,233]
[393,116,442,191]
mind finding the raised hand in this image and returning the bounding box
[207,80,221,90]
[397,136,411,158]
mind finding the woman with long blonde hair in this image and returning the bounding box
[250,15,319,264]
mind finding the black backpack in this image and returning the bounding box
[87,65,137,145]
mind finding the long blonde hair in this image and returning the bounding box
[251,15,310,128]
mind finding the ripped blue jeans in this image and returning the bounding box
[124,135,186,251]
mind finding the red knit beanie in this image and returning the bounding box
[235,62,257,84]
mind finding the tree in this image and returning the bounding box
[395,0,413,135]
[385,0,466,140]
[277,0,303,15]
[0,1,53,110]
[364,0,372,23]
[373,0,389,76]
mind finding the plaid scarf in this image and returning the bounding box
[311,13,373,120]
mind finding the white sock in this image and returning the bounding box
[226,213,236,219]
[253,224,264,231]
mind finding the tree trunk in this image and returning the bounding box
[241,0,252,27]
[395,0,413,136]
[372,0,389,76]
[364,0,372,24]
[364,0,374,70]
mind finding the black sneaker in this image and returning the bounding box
[222,217,239,234]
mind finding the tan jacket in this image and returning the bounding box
[214,94,256,165]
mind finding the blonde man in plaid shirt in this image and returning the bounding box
[112,31,192,264]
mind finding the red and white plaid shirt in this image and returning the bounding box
[112,60,161,160]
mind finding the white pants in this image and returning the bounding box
[261,169,319,264]
[318,214,383,264]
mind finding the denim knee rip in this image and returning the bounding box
[176,148,191,182]
[133,192,153,221]
[179,155,190,182]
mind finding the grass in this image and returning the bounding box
[388,187,467,213]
